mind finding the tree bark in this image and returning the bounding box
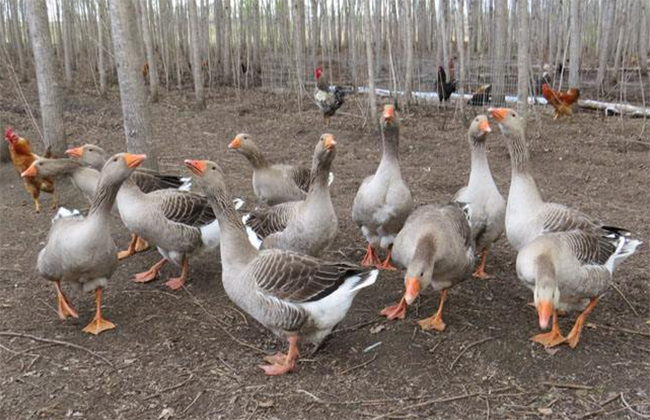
[492,0,507,105]
[97,0,108,97]
[25,0,66,155]
[596,0,615,90]
[294,0,307,100]
[62,0,74,86]
[403,0,414,103]
[141,0,159,102]
[9,0,27,82]
[310,0,319,69]
[517,0,529,114]
[640,0,648,76]
[188,0,205,108]
[364,0,377,125]
[109,0,158,170]
[568,0,580,87]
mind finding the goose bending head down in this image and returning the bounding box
[184,159,378,376]
[22,153,146,335]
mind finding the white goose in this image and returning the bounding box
[454,115,505,279]
[490,107,642,348]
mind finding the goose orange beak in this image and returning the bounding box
[489,108,508,122]
[123,153,146,168]
[404,277,421,305]
[537,300,553,330]
[228,137,242,150]
[382,105,395,121]
[21,163,38,178]
[479,119,492,133]
[65,146,84,158]
[185,159,207,175]
[323,134,336,151]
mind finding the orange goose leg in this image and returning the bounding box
[360,244,381,267]
[472,248,493,279]
[377,247,398,271]
[118,234,138,260]
[54,279,78,319]
[134,236,150,253]
[418,289,449,331]
[259,335,300,375]
[564,297,599,349]
[82,288,116,335]
[531,309,565,348]
[380,296,408,320]
[165,256,190,290]
[133,258,167,283]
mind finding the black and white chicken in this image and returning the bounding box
[437,60,457,102]
[314,66,348,126]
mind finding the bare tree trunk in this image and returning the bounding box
[364,0,377,125]
[454,0,466,94]
[294,0,307,102]
[25,0,66,155]
[252,0,261,78]
[403,0,414,103]
[222,0,232,84]
[62,0,74,86]
[310,0,319,69]
[109,0,158,170]
[492,0,507,105]
[517,0,529,114]
[611,1,627,85]
[349,0,359,86]
[97,0,108,97]
[141,0,159,102]
[9,0,26,81]
[640,0,648,77]
[568,0,580,87]
[596,0,615,91]
[188,0,205,108]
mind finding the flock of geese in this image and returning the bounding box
[17,104,641,376]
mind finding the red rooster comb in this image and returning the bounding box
[5,127,19,145]
[315,66,323,78]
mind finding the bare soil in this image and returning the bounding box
[1,81,649,420]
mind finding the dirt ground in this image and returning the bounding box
[1,81,648,420]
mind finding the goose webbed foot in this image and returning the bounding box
[360,244,381,267]
[164,256,189,290]
[54,279,79,320]
[531,310,565,348]
[259,336,299,376]
[82,289,115,335]
[134,236,150,253]
[376,248,397,271]
[133,258,167,283]
[418,289,448,332]
[380,297,408,320]
[564,297,599,349]
[118,234,138,260]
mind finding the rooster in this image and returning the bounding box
[437,59,457,102]
[468,84,492,106]
[4,127,57,212]
[541,83,580,119]
[314,66,349,126]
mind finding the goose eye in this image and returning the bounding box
[113,157,118,162]
[38,162,43,166]
[420,272,424,277]
[211,166,216,171]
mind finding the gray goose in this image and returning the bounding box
[243,134,338,256]
[68,144,220,290]
[66,144,191,258]
[185,159,377,376]
[22,152,146,334]
[352,104,414,270]
[454,115,505,279]
[380,203,474,331]
[490,108,641,348]
[228,133,312,205]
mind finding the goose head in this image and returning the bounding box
[314,133,337,168]
[534,273,560,330]
[185,159,227,196]
[66,144,110,170]
[488,108,523,138]
[228,133,257,155]
[21,157,81,178]
[468,115,492,144]
[380,104,399,131]
[99,153,146,184]
[403,235,436,305]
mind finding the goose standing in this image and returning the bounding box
[68,144,221,290]
[454,115,505,279]
[66,144,191,258]
[352,104,414,270]
[22,153,146,334]
[380,203,474,331]
[228,133,311,205]
[185,159,378,376]
[490,107,641,348]
[243,134,338,256]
